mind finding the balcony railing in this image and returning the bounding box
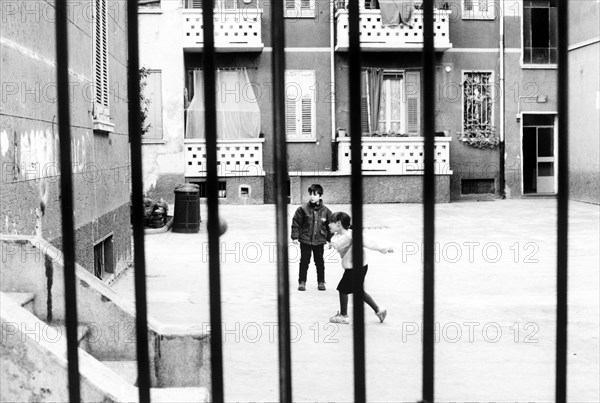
[184,139,265,177]
[182,8,264,52]
[335,8,452,51]
[337,136,452,174]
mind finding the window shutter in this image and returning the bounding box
[285,0,315,17]
[285,98,296,136]
[94,0,108,115]
[405,71,420,135]
[360,71,370,133]
[301,97,312,136]
[189,0,203,8]
[285,70,315,139]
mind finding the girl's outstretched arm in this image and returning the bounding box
[363,236,394,254]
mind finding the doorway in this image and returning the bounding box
[522,113,557,194]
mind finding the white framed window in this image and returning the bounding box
[462,0,496,20]
[361,69,420,136]
[285,0,316,18]
[92,0,111,129]
[285,70,316,140]
[462,71,495,138]
[377,73,405,133]
[142,70,163,140]
[522,0,557,66]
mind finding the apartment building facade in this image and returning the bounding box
[0,0,133,279]
[139,0,564,204]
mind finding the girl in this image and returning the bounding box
[328,212,393,324]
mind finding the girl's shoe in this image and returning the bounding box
[329,312,349,324]
[376,308,387,323]
[298,282,306,291]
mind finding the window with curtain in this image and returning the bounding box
[360,69,420,135]
[185,68,261,139]
[285,70,316,140]
[522,0,557,65]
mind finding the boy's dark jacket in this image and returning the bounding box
[291,201,333,245]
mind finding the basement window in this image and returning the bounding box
[194,181,227,198]
[461,179,495,194]
[93,234,114,280]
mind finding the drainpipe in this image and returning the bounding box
[498,0,506,198]
[330,0,338,171]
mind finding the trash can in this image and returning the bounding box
[172,184,200,233]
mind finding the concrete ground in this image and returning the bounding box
[112,199,600,402]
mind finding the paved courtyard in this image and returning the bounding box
[112,199,599,402]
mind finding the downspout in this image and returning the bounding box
[498,0,506,198]
[330,0,337,170]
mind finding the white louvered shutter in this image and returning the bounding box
[93,0,109,118]
[405,71,421,135]
[285,71,315,139]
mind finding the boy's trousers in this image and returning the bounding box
[298,243,325,283]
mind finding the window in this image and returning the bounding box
[93,0,110,126]
[185,68,261,140]
[142,70,163,140]
[193,181,227,198]
[285,70,316,140]
[361,69,421,136]
[139,0,160,9]
[522,0,557,65]
[285,0,316,18]
[462,71,494,141]
[462,0,496,20]
[93,235,114,280]
[377,73,404,133]
[186,0,237,9]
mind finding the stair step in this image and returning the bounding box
[5,292,35,312]
[101,360,138,385]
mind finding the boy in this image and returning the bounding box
[291,184,333,291]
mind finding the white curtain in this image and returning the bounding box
[186,68,261,139]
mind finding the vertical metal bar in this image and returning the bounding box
[348,0,366,401]
[422,0,436,402]
[126,1,152,401]
[202,0,225,400]
[556,0,569,401]
[55,1,80,400]
[270,0,293,401]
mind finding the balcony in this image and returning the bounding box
[335,8,452,51]
[337,136,452,175]
[182,8,264,52]
[184,139,265,177]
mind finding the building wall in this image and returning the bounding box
[140,0,573,204]
[0,0,132,275]
[568,0,600,204]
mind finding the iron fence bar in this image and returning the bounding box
[556,0,569,401]
[348,0,366,401]
[202,0,225,400]
[422,0,435,402]
[55,1,80,400]
[270,1,293,401]
[126,2,152,401]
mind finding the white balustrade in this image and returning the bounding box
[182,8,263,51]
[337,137,452,175]
[184,139,265,177]
[335,9,452,51]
